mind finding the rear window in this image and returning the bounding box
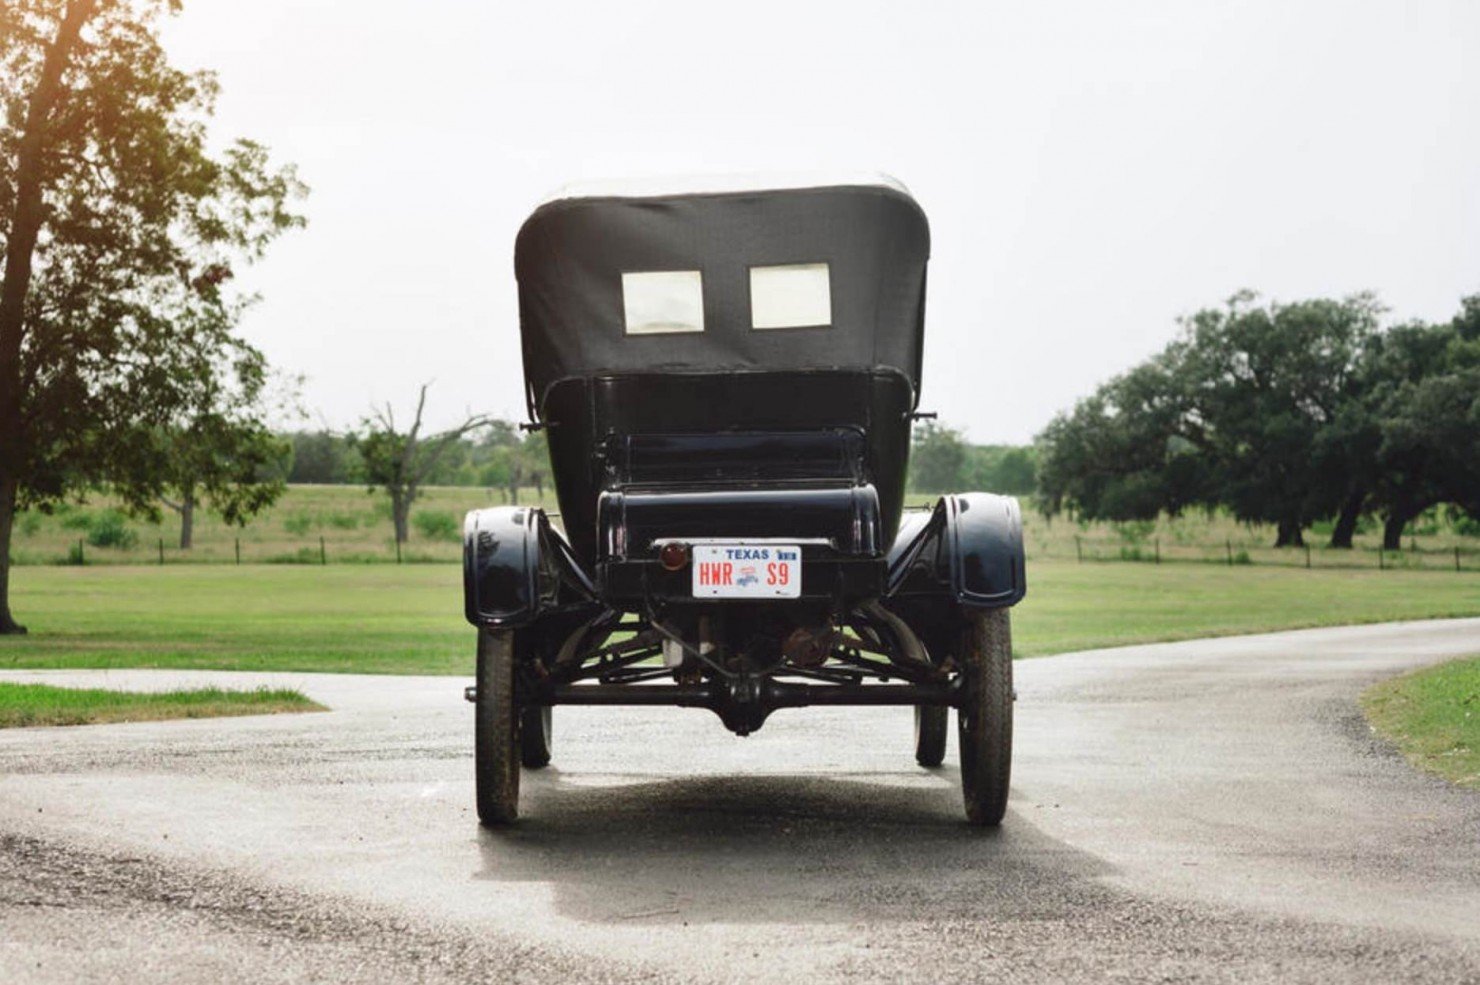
[622,270,705,335]
[750,263,831,330]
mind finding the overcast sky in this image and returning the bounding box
[160,1,1479,443]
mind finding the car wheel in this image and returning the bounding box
[475,628,520,826]
[521,704,552,768]
[957,608,1013,826]
[914,705,947,767]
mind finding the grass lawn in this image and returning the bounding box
[1362,657,1480,789]
[0,561,1475,675]
[0,681,323,728]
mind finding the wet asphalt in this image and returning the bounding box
[2,618,1479,983]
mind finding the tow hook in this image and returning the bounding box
[464,686,477,703]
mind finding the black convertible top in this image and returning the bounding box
[514,175,931,416]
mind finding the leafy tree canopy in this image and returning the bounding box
[0,0,305,631]
[1035,291,1477,549]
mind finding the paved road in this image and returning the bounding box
[2,618,1479,983]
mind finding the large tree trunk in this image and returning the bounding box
[1382,512,1410,552]
[1274,519,1305,548]
[1329,490,1365,549]
[0,6,95,610]
[0,478,25,635]
[178,489,195,550]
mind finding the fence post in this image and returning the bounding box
[1075,536,1082,563]
[1154,538,1160,564]
[1457,546,1463,572]
[158,537,164,566]
[1226,539,1233,566]
[396,538,402,564]
[1305,544,1311,569]
[320,536,327,566]
[77,538,84,566]
[235,538,241,565]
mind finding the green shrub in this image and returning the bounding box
[16,512,42,537]
[327,511,360,530]
[60,510,94,532]
[85,510,138,549]
[413,510,459,542]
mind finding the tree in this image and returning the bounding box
[1036,353,1210,522]
[1175,293,1380,547]
[146,351,291,549]
[155,409,289,549]
[909,421,967,494]
[0,0,305,632]
[521,429,549,500]
[1364,303,1480,548]
[1036,292,1380,548]
[287,430,358,484]
[356,384,491,543]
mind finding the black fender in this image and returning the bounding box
[463,507,595,629]
[885,493,1026,608]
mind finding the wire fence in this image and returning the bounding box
[36,531,1480,573]
[1056,535,1477,573]
[48,535,456,568]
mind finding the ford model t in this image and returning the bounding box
[463,175,1025,826]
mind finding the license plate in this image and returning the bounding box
[692,544,801,598]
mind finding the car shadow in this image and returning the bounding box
[473,767,1116,926]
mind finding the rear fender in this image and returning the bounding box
[463,507,593,628]
[885,493,1026,608]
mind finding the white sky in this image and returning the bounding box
[161,1,1480,444]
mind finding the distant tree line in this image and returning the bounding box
[279,418,1038,502]
[1035,291,1480,549]
[281,422,549,502]
[908,423,1037,496]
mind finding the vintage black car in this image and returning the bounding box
[464,175,1025,826]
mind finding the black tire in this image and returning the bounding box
[957,608,1013,826]
[521,704,552,768]
[475,629,520,826]
[914,705,948,767]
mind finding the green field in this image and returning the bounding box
[1362,658,1480,789]
[1,562,1475,676]
[0,681,322,729]
[11,483,1479,571]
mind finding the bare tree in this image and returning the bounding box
[357,384,491,543]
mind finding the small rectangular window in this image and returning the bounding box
[750,262,831,330]
[622,270,704,335]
